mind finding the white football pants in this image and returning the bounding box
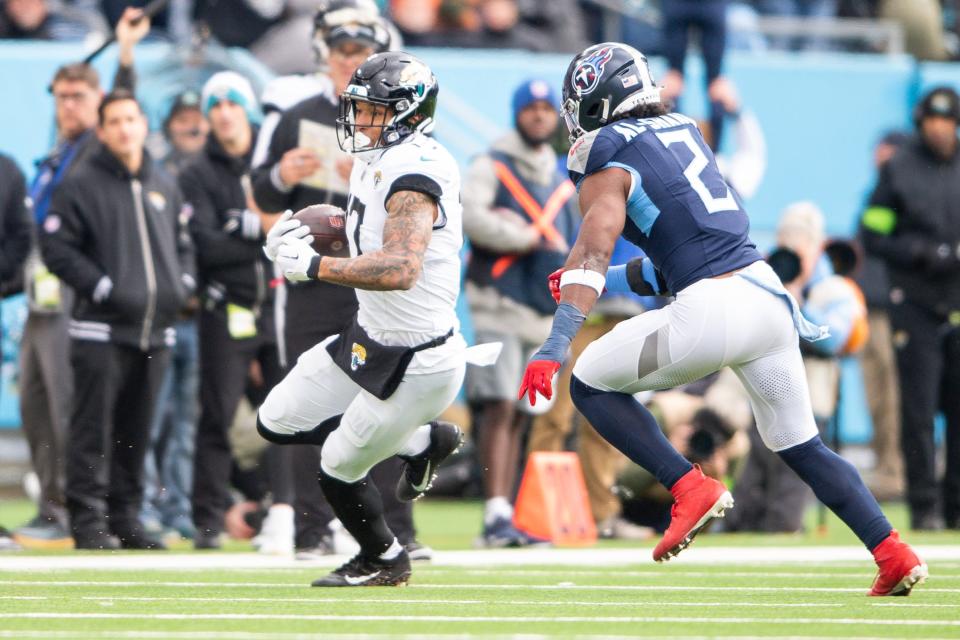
[573,263,819,452]
[259,335,465,482]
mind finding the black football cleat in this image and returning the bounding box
[310,550,411,587]
[396,421,463,502]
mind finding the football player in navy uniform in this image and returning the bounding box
[257,52,468,587]
[518,42,926,597]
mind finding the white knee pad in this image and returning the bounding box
[258,383,299,436]
[320,431,369,483]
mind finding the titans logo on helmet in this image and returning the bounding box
[572,46,613,97]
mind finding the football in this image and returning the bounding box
[292,204,350,257]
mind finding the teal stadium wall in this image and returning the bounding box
[1,43,957,444]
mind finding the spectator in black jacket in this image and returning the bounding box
[41,90,196,550]
[0,154,30,293]
[0,154,31,410]
[181,71,288,552]
[861,86,960,531]
[14,6,148,550]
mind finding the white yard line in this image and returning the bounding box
[3,545,960,571]
[2,613,959,626]
[0,578,949,593]
[75,596,843,608]
[2,634,958,640]
[449,569,946,579]
[5,580,960,593]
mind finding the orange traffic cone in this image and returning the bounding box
[513,452,597,546]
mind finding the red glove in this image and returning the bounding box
[547,268,563,304]
[517,359,562,406]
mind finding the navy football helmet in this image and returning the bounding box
[336,51,438,156]
[561,42,660,142]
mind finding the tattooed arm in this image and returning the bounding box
[316,190,437,291]
[559,167,630,314]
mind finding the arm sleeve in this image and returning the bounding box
[39,180,107,296]
[251,110,296,212]
[0,160,31,283]
[721,110,766,200]
[179,170,263,270]
[252,110,281,169]
[461,155,538,252]
[111,63,136,92]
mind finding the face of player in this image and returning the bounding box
[167,109,208,155]
[52,79,100,141]
[330,41,376,96]
[208,99,251,152]
[516,100,559,146]
[97,99,148,169]
[920,115,958,160]
[353,100,393,148]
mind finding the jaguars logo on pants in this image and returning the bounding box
[351,343,367,371]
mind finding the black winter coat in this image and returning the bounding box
[0,154,31,291]
[41,143,196,351]
[862,136,960,319]
[251,92,357,341]
[180,130,273,311]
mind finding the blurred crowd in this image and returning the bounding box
[1,0,958,556]
[3,0,960,74]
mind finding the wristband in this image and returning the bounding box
[559,268,606,296]
[307,255,322,280]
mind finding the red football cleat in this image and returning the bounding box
[653,464,733,562]
[868,530,928,596]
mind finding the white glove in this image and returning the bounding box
[263,210,311,262]
[276,236,319,282]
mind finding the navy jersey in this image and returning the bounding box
[567,113,762,293]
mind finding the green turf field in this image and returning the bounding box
[2,560,959,638]
[3,499,960,639]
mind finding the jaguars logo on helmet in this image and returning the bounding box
[561,42,660,143]
[336,51,439,157]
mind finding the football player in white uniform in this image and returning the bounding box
[257,52,466,587]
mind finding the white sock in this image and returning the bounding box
[380,537,403,560]
[397,424,432,457]
[484,496,513,526]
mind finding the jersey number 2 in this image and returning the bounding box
[655,129,739,214]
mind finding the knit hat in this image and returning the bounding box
[777,201,825,250]
[201,71,258,121]
[511,78,558,121]
[164,90,202,130]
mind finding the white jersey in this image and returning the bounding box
[346,133,466,373]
